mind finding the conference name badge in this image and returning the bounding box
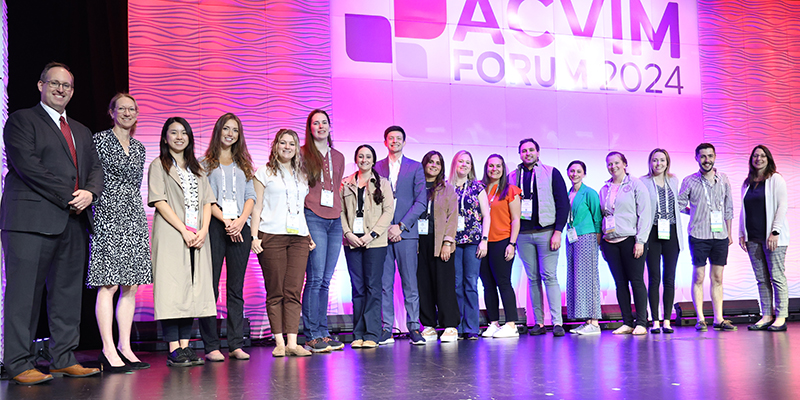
[566,226,578,243]
[286,214,301,234]
[658,219,670,240]
[521,199,533,220]
[222,199,238,220]
[321,189,334,208]
[185,208,199,233]
[457,215,465,232]
[418,218,429,235]
[353,216,365,235]
[603,215,616,234]
[710,211,724,233]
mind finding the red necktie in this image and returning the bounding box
[60,116,79,191]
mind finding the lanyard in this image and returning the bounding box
[319,150,333,191]
[701,176,720,211]
[457,182,468,214]
[279,165,301,216]
[603,182,621,214]
[568,188,577,225]
[220,163,237,201]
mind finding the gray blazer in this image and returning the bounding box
[374,155,426,240]
[641,174,685,250]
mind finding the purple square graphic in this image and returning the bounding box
[345,14,392,63]
[396,42,427,78]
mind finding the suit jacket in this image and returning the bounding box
[374,155,426,240]
[0,103,103,234]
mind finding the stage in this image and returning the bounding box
[2,323,798,399]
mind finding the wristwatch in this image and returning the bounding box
[481,236,488,241]
[509,242,517,247]
[370,231,379,239]
[399,222,409,232]
[772,231,779,236]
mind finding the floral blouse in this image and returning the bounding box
[454,180,486,245]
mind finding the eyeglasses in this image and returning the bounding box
[116,107,138,114]
[44,80,73,91]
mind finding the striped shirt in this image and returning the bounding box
[653,184,676,224]
[677,169,734,240]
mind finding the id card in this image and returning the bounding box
[353,217,365,235]
[222,199,238,220]
[521,199,533,220]
[286,214,301,234]
[185,208,199,233]
[321,189,334,208]
[710,211,724,233]
[566,226,578,243]
[603,215,616,234]
[658,219,670,240]
[457,215,465,232]
[418,218,429,235]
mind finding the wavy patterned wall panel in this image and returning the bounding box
[698,0,800,302]
[129,0,331,339]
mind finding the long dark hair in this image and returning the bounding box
[422,150,446,201]
[302,109,333,187]
[482,154,510,200]
[203,113,255,180]
[354,144,384,205]
[267,129,306,178]
[159,117,202,176]
[746,144,777,186]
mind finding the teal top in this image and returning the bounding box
[568,183,602,236]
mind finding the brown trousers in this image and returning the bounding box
[257,232,310,334]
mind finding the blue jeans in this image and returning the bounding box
[454,244,481,334]
[301,209,343,339]
[517,230,563,325]
[345,246,387,342]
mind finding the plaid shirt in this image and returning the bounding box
[677,169,734,240]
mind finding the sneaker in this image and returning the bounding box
[528,324,547,336]
[351,339,364,349]
[482,323,500,338]
[305,339,332,353]
[361,340,379,348]
[571,323,588,335]
[713,320,737,331]
[379,329,395,345]
[409,329,427,345]
[421,327,438,342]
[440,328,458,342]
[167,349,191,367]
[578,324,601,336]
[493,324,519,338]
[695,321,708,332]
[467,333,480,340]
[322,337,345,351]
[182,347,205,366]
[553,325,566,337]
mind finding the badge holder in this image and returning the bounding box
[222,199,238,220]
[657,219,670,240]
[185,208,199,233]
[521,198,533,220]
[321,189,334,208]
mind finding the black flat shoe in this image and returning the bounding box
[117,350,151,370]
[747,321,773,331]
[99,352,133,373]
[650,328,662,334]
[662,326,674,334]
[767,323,787,332]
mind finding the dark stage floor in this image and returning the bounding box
[2,323,799,400]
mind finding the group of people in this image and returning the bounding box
[2,63,791,386]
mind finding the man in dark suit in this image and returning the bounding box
[1,62,103,385]
[374,126,427,345]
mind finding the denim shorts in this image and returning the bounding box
[688,236,729,267]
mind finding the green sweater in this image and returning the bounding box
[568,184,602,236]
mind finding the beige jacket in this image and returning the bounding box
[147,160,217,320]
[427,182,459,257]
[340,172,395,249]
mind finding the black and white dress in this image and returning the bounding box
[87,129,153,287]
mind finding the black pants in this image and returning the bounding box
[417,235,460,328]
[1,214,87,377]
[645,225,680,321]
[479,238,518,323]
[162,318,194,342]
[199,218,251,352]
[602,237,648,327]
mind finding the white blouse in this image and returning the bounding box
[255,164,310,236]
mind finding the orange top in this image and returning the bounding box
[487,184,522,242]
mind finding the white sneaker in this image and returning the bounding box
[421,326,438,342]
[580,324,601,335]
[482,323,500,337]
[493,324,519,338]
[571,323,589,335]
[440,328,458,342]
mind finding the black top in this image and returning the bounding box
[744,182,767,242]
[421,181,435,236]
[357,186,365,217]
[518,166,570,232]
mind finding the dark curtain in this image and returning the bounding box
[7,0,129,351]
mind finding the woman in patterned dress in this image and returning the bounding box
[563,160,603,335]
[88,94,152,372]
[448,150,490,340]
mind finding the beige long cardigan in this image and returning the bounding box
[147,159,217,320]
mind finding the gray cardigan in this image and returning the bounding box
[598,174,652,244]
[640,174,684,250]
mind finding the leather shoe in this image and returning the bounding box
[747,321,773,331]
[50,364,101,378]
[767,323,787,332]
[13,369,53,385]
[528,325,547,336]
